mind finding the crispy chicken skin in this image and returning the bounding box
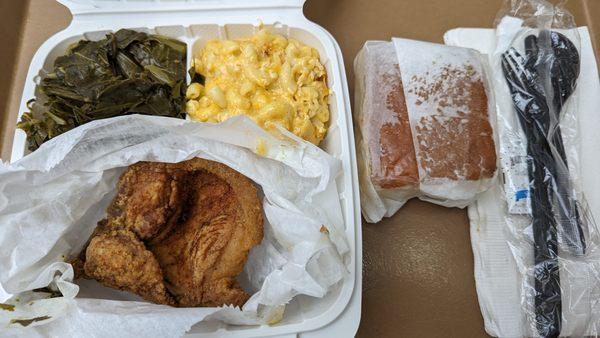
[75,158,263,307]
[84,229,177,306]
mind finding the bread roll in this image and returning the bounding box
[355,40,497,223]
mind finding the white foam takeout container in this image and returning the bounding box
[8,0,362,337]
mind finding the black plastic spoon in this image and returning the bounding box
[540,30,585,256]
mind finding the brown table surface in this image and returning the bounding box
[0,0,598,337]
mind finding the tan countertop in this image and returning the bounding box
[0,0,598,337]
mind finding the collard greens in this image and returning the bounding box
[17,29,187,151]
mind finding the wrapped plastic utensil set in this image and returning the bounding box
[488,2,598,336]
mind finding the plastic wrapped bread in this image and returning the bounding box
[355,40,497,223]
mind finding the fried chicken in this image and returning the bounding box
[84,229,177,306]
[74,158,263,307]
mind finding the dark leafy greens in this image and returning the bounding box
[17,29,187,151]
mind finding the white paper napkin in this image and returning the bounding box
[444,26,600,337]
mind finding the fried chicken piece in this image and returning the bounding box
[84,229,176,306]
[151,161,263,307]
[107,166,187,240]
[76,158,263,307]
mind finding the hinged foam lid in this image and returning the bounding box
[57,0,306,16]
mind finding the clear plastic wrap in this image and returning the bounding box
[492,0,600,336]
[355,39,498,223]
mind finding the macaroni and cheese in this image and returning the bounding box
[186,29,330,145]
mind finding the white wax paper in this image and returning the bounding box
[392,38,497,204]
[0,115,349,337]
[354,39,498,223]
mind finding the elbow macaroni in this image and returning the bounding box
[186,29,330,145]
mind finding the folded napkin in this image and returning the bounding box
[444,27,600,337]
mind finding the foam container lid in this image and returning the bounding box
[9,0,362,337]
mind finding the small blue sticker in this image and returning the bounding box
[515,189,529,201]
